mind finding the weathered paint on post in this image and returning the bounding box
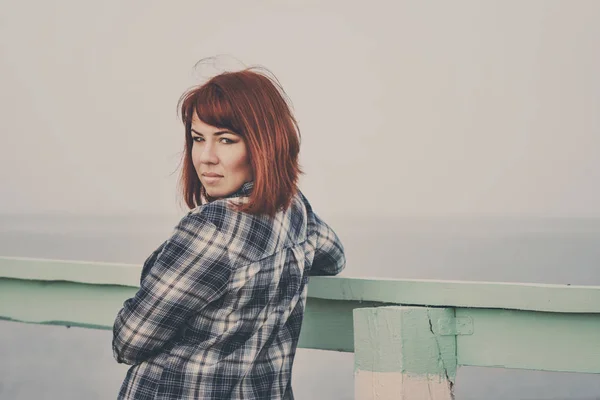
[353,306,456,400]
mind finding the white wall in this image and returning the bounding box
[1,0,599,217]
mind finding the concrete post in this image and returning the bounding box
[353,306,456,400]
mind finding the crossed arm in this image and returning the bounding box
[112,214,231,365]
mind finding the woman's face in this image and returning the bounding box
[190,113,253,199]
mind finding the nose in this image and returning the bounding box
[198,141,218,164]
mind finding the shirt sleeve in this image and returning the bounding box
[309,212,346,276]
[112,213,232,365]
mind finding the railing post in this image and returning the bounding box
[353,306,456,400]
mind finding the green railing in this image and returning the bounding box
[2,256,600,399]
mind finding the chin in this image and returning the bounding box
[204,189,222,199]
[205,187,230,199]
[203,182,242,200]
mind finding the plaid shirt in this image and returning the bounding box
[112,182,345,399]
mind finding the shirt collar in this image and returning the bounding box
[226,181,254,199]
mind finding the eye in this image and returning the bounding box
[220,137,235,144]
[192,136,204,142]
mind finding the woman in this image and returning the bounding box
[112,67,346,399]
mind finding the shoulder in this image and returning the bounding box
[187,193,309,262]
[182,200,257,249]
[170,207,229,250]
[186,198,244,232]
[171,199,250,248]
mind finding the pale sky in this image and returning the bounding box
[1,0,599,218]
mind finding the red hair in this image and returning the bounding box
[177,67,303,217]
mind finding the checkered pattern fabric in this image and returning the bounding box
[112,182,345,399]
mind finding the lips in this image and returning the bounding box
[202,173,223,185]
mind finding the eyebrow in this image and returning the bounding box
[190,128,236,136]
